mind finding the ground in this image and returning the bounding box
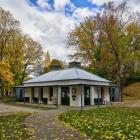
[0,104,91,140]
[58,107,140,140]
[123,82,140,100]
[0,94,140,140]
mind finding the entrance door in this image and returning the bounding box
[84,87,90,105]
[101,87,104,100]
[40,88,43,100]
[61,87,70,105]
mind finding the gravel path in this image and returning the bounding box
[25,109,91,140]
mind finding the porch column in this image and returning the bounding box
[56,86,59,109]
[23,88,25,104]
[110,87,112,105]
[80,85,84,110]
[97,86,100,108]
[38,87,40,105]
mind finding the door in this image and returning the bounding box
[101,87,104,100]
[61,87,70,105]
[109,88,115,102]
[84,87,90,105]
[40,88,43,100]
[31,88,34,101]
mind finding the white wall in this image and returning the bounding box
[70,86,84,107]
[25,88,31,102]
[90,86,102,105]
[34,87,39,98]
[24,87,59,105]
[103,87,110,102]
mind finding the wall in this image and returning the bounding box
[24,86,58,105]
[25,88,31,102]
[103,87,110,102]
[70,85,84,107]
[90,86,102,105]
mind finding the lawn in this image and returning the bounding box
[58,107,140,140]
[0,112,36,140]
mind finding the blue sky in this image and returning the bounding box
[0,0,139,61]
[28,0,98,11]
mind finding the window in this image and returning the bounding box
[50,87,53,101]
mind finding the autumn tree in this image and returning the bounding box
[0,7,23,95]
[50,59,63,68]
[67,17,97,64]
[96,2,140,97]
[67,2,140,101]
[20,35,43,82]
[0,7,44,95]
[44,51,51,72]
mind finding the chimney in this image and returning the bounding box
[69,61,81,68]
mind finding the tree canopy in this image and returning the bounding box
[0,7,43,95]
[67,2,140,87]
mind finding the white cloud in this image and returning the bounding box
[54,0,70,10]
[0,0,76,61]
[37,0,51,10]
[73,7,98,20]
[53,0,76,12]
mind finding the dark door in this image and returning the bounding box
[101,87,104,100]
[19,88,23,99]
[61,87,70,105]
[84,87,90,105]
[31,88,34,100]
[40,88,43,100]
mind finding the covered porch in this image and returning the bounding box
[15,84,118,109]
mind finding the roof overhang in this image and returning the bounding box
[14,79,115,88]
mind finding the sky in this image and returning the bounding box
[0,0,140,62]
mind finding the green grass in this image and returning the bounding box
[0,112,36,140]
[58,108,140,140]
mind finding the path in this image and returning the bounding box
[25,108,91,140]
[0,104,91,140]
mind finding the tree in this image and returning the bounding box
[0,60,13,96]
[0,7,23,95]
[67,17,97,64]
[50,59,63,68]
[0,7,44,95]
[67,2,140,101]
[44,51,51,72]
[20,35,43,82]
[96,2,140,98]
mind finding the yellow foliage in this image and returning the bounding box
[0,60,14,85]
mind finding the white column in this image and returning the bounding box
[69,86,72,106]
[90,86,94,105]
[80,85,84,109]
[58,86,61,105]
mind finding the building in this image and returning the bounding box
[15,62,121,108]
